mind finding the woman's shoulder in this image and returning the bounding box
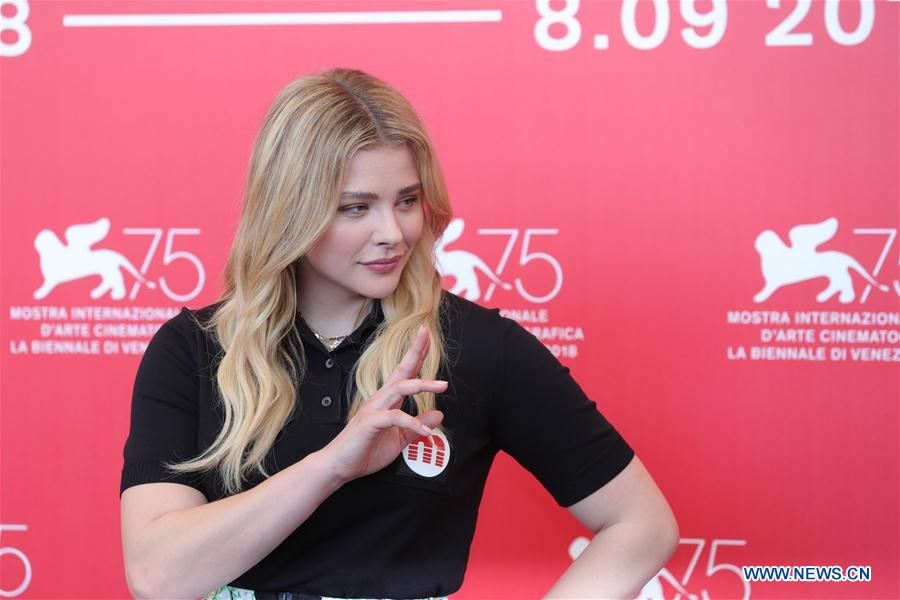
[169,299,224,329]
[152,299,224,348]
[441,289,500,320]
[438,290,514,362]
[185,299,226,324]
[440,289,512,333]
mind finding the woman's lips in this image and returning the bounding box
[361,256,401,272]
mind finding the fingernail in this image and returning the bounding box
[436,380,448,385]
[422,424,433,434]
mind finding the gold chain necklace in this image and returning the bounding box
[298,301,373,353]
[311,329,346,352]
[298,312,349,352]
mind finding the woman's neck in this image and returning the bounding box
[297,295,373,338]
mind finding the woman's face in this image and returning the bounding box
[299,144,425,305]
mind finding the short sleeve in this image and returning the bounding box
[490,317,635,508]
[120,307,205,498]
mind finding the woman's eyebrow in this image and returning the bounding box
[340,182,421,200]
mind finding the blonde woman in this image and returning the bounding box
[119,68,679,600]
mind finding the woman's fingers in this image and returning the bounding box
[411,326,430,379]
[397,409,446,446]
[416,409,445,431]
[371,378,447,412]
[369,408,434,437]
[366,325,445,414]
[384,326,429,388]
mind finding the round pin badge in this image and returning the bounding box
[402,428,451,477]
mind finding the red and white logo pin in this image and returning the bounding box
[402,428,451,477]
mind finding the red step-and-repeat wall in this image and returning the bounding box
[2,1,897,598]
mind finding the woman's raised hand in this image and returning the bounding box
[318,325,446,484]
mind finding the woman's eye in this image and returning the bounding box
[340,197,417,216]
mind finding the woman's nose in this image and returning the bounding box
[373,206,403,245]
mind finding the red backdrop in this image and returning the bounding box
[2,1,898,598]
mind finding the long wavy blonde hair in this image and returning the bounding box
[163,68,454,496]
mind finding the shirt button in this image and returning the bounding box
[325,358,334,369]
[321,396,332,407]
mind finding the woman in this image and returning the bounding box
[119,68,679,600]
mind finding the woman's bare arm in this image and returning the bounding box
[122,327,444,599]
[544,455,680,598]
[122,450,344,600]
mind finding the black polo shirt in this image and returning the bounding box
[120,289,635,599]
